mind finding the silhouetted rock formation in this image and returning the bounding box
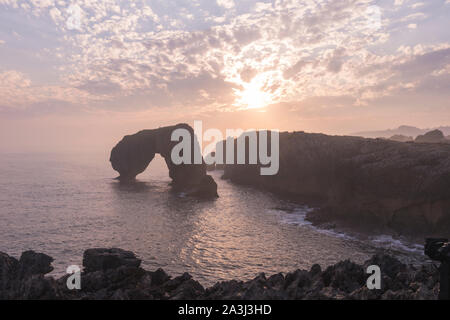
[0,248,439,300]
[415,130,447,144]
[354,125,450,139]
[222,131,450,238]
[389,134,413,142]
[110,124,218,198]
[0,250,57,299]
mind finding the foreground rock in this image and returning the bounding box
[0,248,440,300]
[220,131,450,238]
[83,248,141,273]
[110,124,218,198]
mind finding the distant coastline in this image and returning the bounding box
[352,125,450,139]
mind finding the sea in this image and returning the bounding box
[0,152,426,286]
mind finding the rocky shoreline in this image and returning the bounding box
[219,131,450,239]
[0,248,440,300]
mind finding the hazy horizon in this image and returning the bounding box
[1,0,450,153]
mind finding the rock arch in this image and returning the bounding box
[110,123,218,198]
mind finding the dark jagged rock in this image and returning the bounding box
[322,260,365,293]
[187,175,218,198]
[162,273,205,300]
[0,250,60,299]
[83,248,141,273]
[0,248,441,300]
[17,251,54,278]
[0,252,19,297]
[220,131,450,238]
[415,130,447,144]
[364,253,407,280]
[110,123,218,198]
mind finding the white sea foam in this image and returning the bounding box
[271,206,424,255]
[369,234,424,254]
[269,207,356,241]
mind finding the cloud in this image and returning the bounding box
[327,48,347,73]
[0,0,448,118]
[240,67,258,82]
[216,0,235,9]
[283,60,309,79]
[76,79,122,95]
[410,2,425,9]
[354,45,450,102]
[400,12,427,22]
[0,70,97,110]
[0,70,31,88]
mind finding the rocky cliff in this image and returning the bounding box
[0,248,439,300]
[110,124,218,198]
[221,131,450,238]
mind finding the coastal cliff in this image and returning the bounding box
[110,124,218,198]
[0,248,439,300]
[221,131,450,238]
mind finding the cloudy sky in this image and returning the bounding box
[0,0,449,152]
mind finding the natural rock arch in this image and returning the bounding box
[110,123,218,198]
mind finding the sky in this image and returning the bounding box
[0,0,449,153]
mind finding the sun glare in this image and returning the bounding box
[235,80,273,110]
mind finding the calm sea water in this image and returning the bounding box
[0,152,425,286]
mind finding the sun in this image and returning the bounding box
[235,80,272,110]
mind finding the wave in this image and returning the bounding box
[269,207,424,256]
[369,234,423,254]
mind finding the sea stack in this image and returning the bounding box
[110,123,218,199]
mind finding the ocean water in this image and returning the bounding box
[0,152,426,286]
